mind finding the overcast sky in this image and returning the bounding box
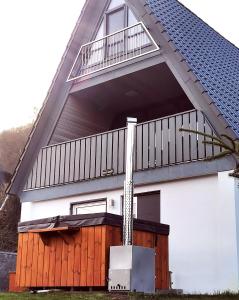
[0,0,238,133]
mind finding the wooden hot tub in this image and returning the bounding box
[15,213,170,290]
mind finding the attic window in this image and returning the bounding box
[106,6,126,35]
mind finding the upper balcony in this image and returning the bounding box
[24,109,221,191]
[67,22,159,81]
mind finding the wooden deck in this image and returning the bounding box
[16,225,169,289]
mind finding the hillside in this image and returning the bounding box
[0,124,32,252]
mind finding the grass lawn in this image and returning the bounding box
[1,292,239,300]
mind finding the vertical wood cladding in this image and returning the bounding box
[16,225,169,289]
[49,96,113,145]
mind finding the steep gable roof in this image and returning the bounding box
[146,0,239,136]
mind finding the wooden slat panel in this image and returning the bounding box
[190,111,198,160]
[142,124,149,169]
[16,234,23,287]
[60,240,68,286]
[169,116,176,164]
[67,235,75,286]
[48,236,57,287]
[94,226,102,286]
[73,230,81,286]
[118,129,125,173]
[40,148,47,187]
[162,118,169,166]
[54,237,63,287]
[111,227,121,246]
[145,231,154,248]
[84,138,91,180]
[90,137,96,179]
[64,142,71,183]
[182,113,190,162]
[175,114,183,163]
[25,233,34,287]
[86,227,95,286]
[101,134,107,175]
[36,235,44,287]
[149,122,155,168]
[100,226,107,286]
[155,234,161,289]
[213,132,221,156]
[136,125,143,170]
[54,145,61,185]
[45,147,52,187]
[30,159,37,189]
[95,135,102,178]
[107,132,113,171]
[59,144,66,184]
[80,227,88,286]
[30,234,39,287]
[159,235,169,289]
[79,139,86,180]
[112,131,119,175]
[204,120,213,157]
[197,111,206,159]
[155,120,162,167]
[35,150,42,188]
[69,142,76,182]
[19,233,29,287]
[42,240,51,286]
[49,147,56,186]
[74,140,81,181]
[25,170,32,190]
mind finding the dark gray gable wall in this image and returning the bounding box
[8,0,238,198]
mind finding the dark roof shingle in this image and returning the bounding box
[146,0,239,136]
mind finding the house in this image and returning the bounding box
[5,0,239,294]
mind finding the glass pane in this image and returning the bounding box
[107,8,125,34]
[128,9,138,26]
[108,0,125,10]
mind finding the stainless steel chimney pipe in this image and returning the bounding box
[123,117,137,246]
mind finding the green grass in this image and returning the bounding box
[1,292,239,300]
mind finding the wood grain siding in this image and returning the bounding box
[50,96,113,145]
[25,110,221,191]
[16,226,169,289]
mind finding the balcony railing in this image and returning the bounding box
[67,22,159,81]
[24,110,221,191]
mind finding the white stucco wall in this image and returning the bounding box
[20,172,238,293]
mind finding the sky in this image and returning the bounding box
[0,0,239,133]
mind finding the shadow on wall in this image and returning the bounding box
[0,251,16,291]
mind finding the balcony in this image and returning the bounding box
[67,22,159,81]
[24,110,220,191]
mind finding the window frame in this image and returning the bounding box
[104,4,128,36]
[70,198,107,215]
